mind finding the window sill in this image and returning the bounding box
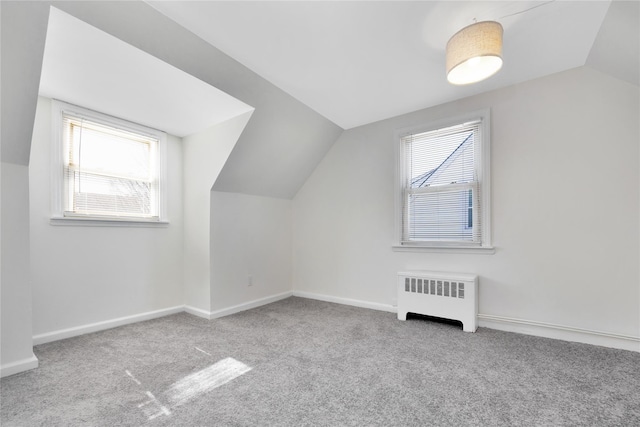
[50,216,169,228]
[392,244,495,254]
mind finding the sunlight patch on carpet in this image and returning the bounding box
[138,390,172,420]
[166,357,252,407]
[125,369,142,385]
[194,346,212,356]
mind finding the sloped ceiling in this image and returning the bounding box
[2,1,343,200]
[60,1,344,199]
[40,7,254,138]
[586,0,639,86]
[148,1,615,130]
[1,1,49,166]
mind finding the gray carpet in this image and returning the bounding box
[1,297,639,426]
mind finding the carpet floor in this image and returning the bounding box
[1,297,639,426]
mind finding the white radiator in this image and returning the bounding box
[397,271,478,332]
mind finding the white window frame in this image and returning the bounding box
[50,100,168,227]
[393,109,493,253]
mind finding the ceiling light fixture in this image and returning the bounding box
[446,21,504,85]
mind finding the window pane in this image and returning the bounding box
[63,112,159,218]
[401,119,482,244]
[409,130,474,188]
[70,171,153,217]
[69,121,153,181]
[407,188,474,241]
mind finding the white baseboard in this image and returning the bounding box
[209,291,293,319]
[32,293,294,346]
[479,314,640,353]
[293,290,396,313]
[184,305,213,319]
[1,354,39,378]
[292,291,639,352]
[32,305,184,345]
[27,295,639,355]
[186,292,294,320]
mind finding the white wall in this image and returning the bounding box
[293,66,640,349]
[182,111,252,313]
[1,163,38,376]
[29,97,184,337]
[210,191,292,312]
[0,0,48,377]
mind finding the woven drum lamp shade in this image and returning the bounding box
[446,21,503,85]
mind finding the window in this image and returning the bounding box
[51,100,167,225]
[395,111,491,250]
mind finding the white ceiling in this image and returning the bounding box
[39,7,254,138]
[148,0,612,130]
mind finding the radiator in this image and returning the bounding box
[397,271,478,332]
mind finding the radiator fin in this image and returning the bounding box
[402,277,468,300]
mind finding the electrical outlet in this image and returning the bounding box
[248,275,253,286]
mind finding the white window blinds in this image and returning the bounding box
[401,119,482,245]
[62,113,159,219]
